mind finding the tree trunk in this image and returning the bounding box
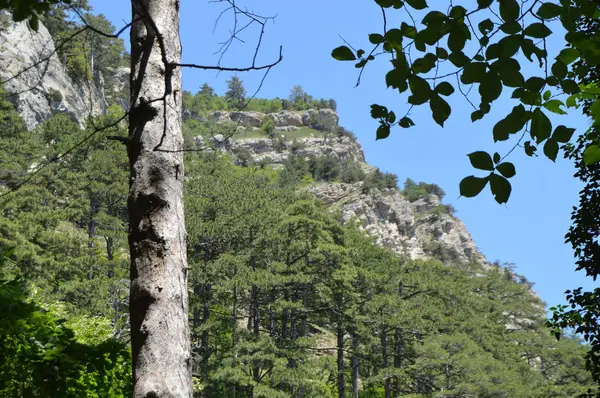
[351,334,359,398]
[128,0,191,396]
[337,326,346,398]
[381,328,390,398]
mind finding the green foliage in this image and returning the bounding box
[225,76,247,109]
[0,271,131,397]
[280,153,366,185]
[333,0,600,204]
[402,178,445,201]
[182,82,337,117]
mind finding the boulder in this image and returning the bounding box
[267,110,304,127]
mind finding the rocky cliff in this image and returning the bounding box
[0,15,517,276]
[203,109,491,268]
[0,14,107,129]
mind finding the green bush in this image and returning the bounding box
[402,178,446,201]
[0,275,131,397]
[48,88,63,102]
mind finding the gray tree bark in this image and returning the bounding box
[128,0,192,396]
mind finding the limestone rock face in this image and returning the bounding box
[302,108,339,129]
[229,136,365,167]
[0,16,107,130]
[268,110,304,127]
[212,110,264,127]
[308,182,488,266]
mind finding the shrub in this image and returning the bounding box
[48,88,63,102]
[402,178,446,201]
[336,126,357,141]
[261,117,275,136]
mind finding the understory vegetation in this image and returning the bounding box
[0,3,598,396]
[0,83,596,397]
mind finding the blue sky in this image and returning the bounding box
[90,0,597,309]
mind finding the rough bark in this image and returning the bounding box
[337,326,346,398]
[128,0,192,396]
[351,334,359,398]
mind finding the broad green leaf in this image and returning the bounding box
[590,100,600,125]
[498,35,522,58]
[500,21,522,34]
[471,110,484,122]
[477,0,493,8]
[435,47,449,59]
[496,162,516,178]
[525,77,546,92]
[369,33,385,44]
[376,124,391,140]
[376,0,403,7]
[468,151,494,171]
[543,90,551,101]
[543,138,559,161]
[543,99,567,114]
[448,29,467,53]
[521,38,546,65]
[371,104,388,119]
[332,46,356,61]
[386,69,409,92]
[399,116,415,128]
[408,75,431,105]
[460,175,489,197]
[499,0,520,22]
[28,13,39,32]
[524,23,552,38]
[412,53,438,74]
[536,2,562,19]
[561,79,580,94]
[524,141,537,156]
[405,0,428,10]
[385,29,404,49]
[493,152,501,164]
[490,173,512,203]
[551,60,568,79]
[583,145,600,165]
[461,62,487,84]
[430,94,451,126]
[401,22,418,38]
[449,5,467,19]
[492,58,524,87]
[530,108,552,143]
[422,11,446,27]
[493,104,530,141]
[435,82,455,96]
[558,48,580,64]
[478,19,494,35]
[449,51,470,67]
[480,71,503,103]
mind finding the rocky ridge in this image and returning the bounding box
[204,109,491,268]
[0,14,107,130]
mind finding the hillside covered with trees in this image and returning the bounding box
[0,1,599,397]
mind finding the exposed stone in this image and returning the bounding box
[228,135,365,166]
[308,182,488,266]
[302,108,339,130]
[267,110,304,127]
[0,15,107,130]
[275,125,298,132]
[211,110,264,127]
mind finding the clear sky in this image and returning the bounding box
[90,0,597,309]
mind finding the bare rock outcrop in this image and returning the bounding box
[308,182,488,266]
[0,15,107,130]
[229,136,365,167]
